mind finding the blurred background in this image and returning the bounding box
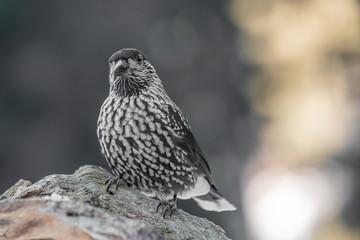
[0,0,360,239]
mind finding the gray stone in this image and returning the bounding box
[0,165,230,240]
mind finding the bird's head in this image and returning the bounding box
[108,48,160,97]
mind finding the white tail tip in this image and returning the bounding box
[193,197,237,212]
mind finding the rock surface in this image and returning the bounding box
[0,165,230,240]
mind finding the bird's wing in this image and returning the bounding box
[166,104,214,183]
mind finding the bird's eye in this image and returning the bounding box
[136,55,143,64]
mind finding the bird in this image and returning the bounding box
[97,48,236,217]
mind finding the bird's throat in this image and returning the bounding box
[113,76,147,97]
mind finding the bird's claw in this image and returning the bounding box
[156,201,177,218]
[105,176,124,194]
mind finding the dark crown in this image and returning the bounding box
[109,48,147,63]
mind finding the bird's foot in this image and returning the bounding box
[156,194,177,218]
[105,176,124,194]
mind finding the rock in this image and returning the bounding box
[0,165,230,240]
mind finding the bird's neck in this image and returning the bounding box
[111,76,147,97]
[111,76,165,99]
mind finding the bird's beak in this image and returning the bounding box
[113,59,128,76]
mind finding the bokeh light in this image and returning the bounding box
[230,0,360,239]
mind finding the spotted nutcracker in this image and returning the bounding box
[97,48,236,217]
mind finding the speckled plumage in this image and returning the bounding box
[97,48,236,217]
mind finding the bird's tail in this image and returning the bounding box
[193,186,236,212]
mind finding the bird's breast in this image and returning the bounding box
[97,94,197,196]
[97,95,172,158]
